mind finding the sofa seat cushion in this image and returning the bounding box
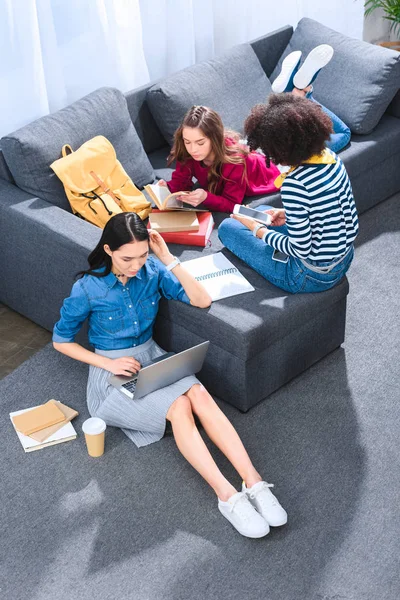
[1,87,155,211]
[271,18,400,135]
[339,114,400,179]
[147,44,272,146]
[157,247,349,361]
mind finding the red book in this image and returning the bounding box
[148,210,214,247]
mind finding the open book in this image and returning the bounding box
[182,252,255,301]
[144,184,205,212]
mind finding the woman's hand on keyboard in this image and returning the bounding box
[106,356,141,376]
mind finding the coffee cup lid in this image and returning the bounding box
[82,417,106,435]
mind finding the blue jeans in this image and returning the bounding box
[218,206,354,294]
[309,94,351,153]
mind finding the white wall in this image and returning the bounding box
[363,6,393,43]
[211,0,364,56]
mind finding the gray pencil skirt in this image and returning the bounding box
[86,338,200,448]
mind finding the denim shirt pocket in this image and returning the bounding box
[97,308,126,334]
[140,291,161,321]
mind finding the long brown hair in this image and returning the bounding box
[168,106,249,194]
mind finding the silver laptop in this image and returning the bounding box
[108,341,209,399]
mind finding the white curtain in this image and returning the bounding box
[0,0,364,138]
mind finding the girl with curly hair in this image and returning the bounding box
[157,105,280,213]
[218,94,359,294]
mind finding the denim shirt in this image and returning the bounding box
[53,256,190,350]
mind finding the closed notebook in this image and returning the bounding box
[152,211,214,247]
[182,252,255,301]
[148,211,199,233]
[10,405,77,453]
[12,400,65,436]
[28,400,79,443]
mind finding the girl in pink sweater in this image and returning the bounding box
[158,106,279,213]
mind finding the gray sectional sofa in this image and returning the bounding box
[1,18,399,411]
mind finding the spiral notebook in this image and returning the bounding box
[182,252,255,301]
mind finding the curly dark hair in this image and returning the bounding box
[244,93,333,166]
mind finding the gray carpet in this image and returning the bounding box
[1,193,399,600]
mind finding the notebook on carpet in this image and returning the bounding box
[10,401,78,453]
[12,399,65,436]
[182,252,255,301]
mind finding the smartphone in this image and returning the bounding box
[272,249,289,263]
[232,204,272,226]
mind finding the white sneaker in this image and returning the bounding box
[243,481,288,527]
[218,491,270,538]
[272,50,302,93]
[293,44,334,90]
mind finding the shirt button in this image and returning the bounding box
[109,317,112,320]
[151,302,155,305]
[134,321,137,325]
[128,304,132,308]
[133,343,136,347]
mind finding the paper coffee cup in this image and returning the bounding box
[82,417,106,457]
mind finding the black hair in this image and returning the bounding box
[77,212,149,279]
[244,93,333,167]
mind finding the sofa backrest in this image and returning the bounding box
[0,152,13,184]
[0,87,155,209]
[387,89,400,119]
[271,18,400,136]
[125,25,294,155]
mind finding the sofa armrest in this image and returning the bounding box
[0,179,101,332]
[250,25,293,77]
[386,89,400,119]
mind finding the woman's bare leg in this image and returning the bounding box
[185,384,262,488]
[166,395,237,501]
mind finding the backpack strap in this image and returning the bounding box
[90,170,121,205]
[62,144,73,157]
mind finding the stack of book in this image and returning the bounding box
[10,399,78,453]
[144,184,214,247]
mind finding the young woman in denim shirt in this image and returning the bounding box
[53,212,287,538]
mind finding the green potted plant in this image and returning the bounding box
[364,0,400,49]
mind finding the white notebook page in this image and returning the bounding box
[182,253,254,301]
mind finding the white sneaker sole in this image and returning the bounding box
[293,44,334,90]
[272,50,302,93]
[218,506,270,538]
[265,513,288,527]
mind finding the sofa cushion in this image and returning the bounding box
[339,114,400,178]
[147,44,272,146]
[271,18,400,135]
[1,87,155,211]
[156,245,348,362]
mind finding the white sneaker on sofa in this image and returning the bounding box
[271,50,302,93]
[218,491,270,538]
[293,44,334,90]
[242,481,288,527]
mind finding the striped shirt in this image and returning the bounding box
[263,153,359,261]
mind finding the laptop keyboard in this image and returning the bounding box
[120,352,175,396]
[121,379,137,393]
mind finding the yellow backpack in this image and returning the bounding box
[50,135,152,228]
